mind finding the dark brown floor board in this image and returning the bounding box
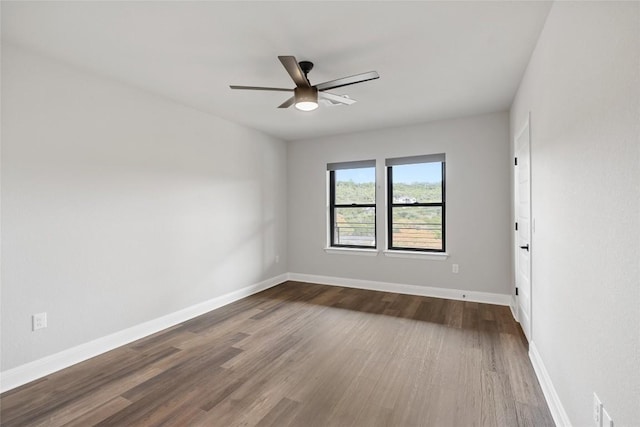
[0,281,554,427]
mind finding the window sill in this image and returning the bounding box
[383,250,449,260]
[324,247,379,256]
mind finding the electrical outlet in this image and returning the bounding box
[452,264,459,274]
[32,312,47,331]
[275,255,280,263]
[593,393,602,426]
[602,408,613,427]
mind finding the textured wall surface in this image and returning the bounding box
[288,112,511,295]
[1,44,288,370]
[510,2,640,424]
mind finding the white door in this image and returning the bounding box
[515,117,532,341]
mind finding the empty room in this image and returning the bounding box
[1,1,638,426]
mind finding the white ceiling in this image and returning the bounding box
[2,1,552,141]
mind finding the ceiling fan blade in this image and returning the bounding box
[278,56,310,88]
[230,85,292,92]
[319,92,357,105]
[315,71,380,91]
[278,96,295,108]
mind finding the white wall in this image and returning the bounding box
[1,44,288,371]
[288,112,511,296]
[510,2,640,425]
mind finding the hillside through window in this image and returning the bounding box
[328,161,376,248]
[387,155,445,252]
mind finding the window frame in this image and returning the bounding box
[386,156,446,253]
[328,162,377,249]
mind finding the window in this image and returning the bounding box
[328,160,376,248]
[387,154,445,252]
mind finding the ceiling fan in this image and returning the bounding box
[230,56,379,112]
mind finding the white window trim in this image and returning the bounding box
[383,250,449,260]
[324,247,379,256]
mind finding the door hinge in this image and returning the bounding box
[515,287,519,296]
[515,222,518,231]
[514,157,518,166]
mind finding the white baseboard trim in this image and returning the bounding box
[0,273,287,394]
[529,341,572,427]
[510,295,519,322]
[0,273,511,393]
[288,273,511,306]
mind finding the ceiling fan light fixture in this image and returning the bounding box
[294,87,318,112]
[295,101,318,112]
[229,55,379,110]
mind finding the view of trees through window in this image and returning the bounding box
[333,167,376,247]
[389,162,444,251]
[331,161,444,250]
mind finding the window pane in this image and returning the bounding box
[391,206,442,250]
[334,207,375,247]
[335,167,375,204]
[391,163,442,203]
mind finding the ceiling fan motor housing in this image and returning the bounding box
[229,55,379,109]
[294,86,318,103]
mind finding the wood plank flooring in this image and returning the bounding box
[0,281,555,426]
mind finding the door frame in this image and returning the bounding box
[514,113,532,341]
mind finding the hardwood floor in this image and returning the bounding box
[0,281,555,426]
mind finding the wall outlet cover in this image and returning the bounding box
[33,312,47,331]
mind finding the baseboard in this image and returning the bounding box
[0,272,510,393]
[510,295,519,322]
[287,273,511,306]
[529,341,572,427]
[0,273,287,393]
